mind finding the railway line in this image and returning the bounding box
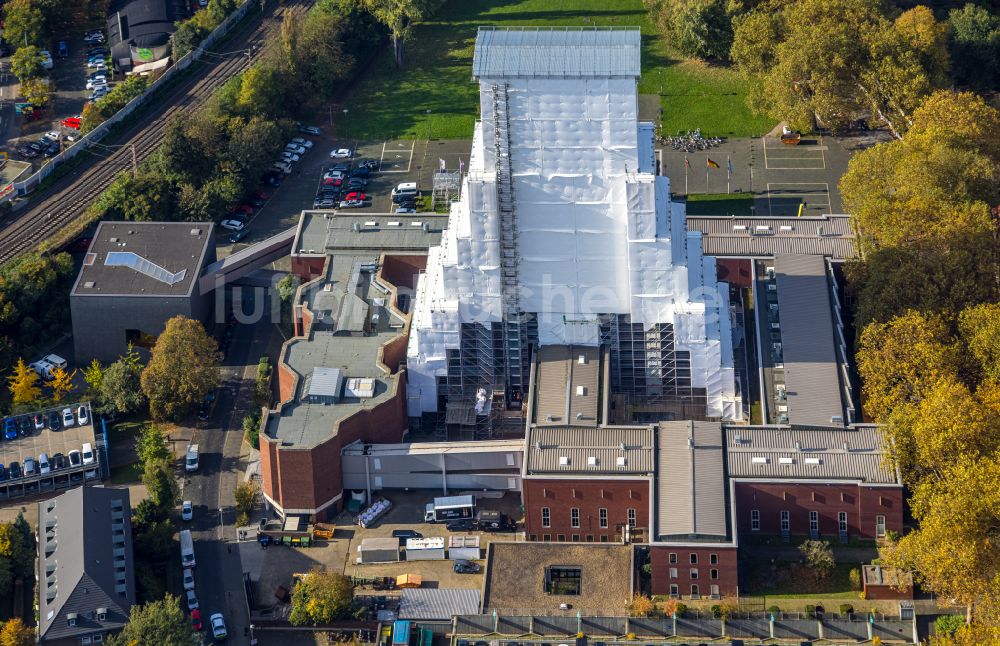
[0,0,311,266]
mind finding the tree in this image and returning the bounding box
[142,457,179,511]
[234,480,259,526]
[48,366,76,402]
[626,594,657,617]
[799,540,835,581]
[360,0,429,68]
[135,424,171,467]
[141,316,220,421]
[948,4,1000,91]
[20,77,51,106]
[82,359,104,399]
[0,617,35,646]
[10,45,44,81]
[893,6,950,89]
[106,595,199,646]
[879,455,1000,623]
[856,310,961,422]
[0,516,32,580]
[647,0,733,60]
[2,0,46,49]
[7,357,41,405]
[100,350,146,415]
[959,303,1000,384]
[289,569,355,625]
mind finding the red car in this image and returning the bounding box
[344,192,366,201]
[252,189,268,200]
[235,204,253,215]
[190,609,202,631]
[322,177,343,187]
[61,116,81,130]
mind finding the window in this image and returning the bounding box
[809,510,819,533]
[627,508,637,527]
[710,553,718,565]
[690,553,698,565]
[690,568,699,579]
[669,584,679,596]
[876,515,886,538]
[669,552,677,564]
[599,508,608,528]
[571,534,580,542]
[543,534,551,542]
[93,635,104,644]
[529,534,537,541]
[541,507,550,528]
[600,535,609,543]
[556,534,565,542]
[711,569,719,580]
[545,566,582,595]
[780,510,790,532]
[586,535,594,542]
[750,509,760,531]
[669,567,678,578]
[838,511,848,533]
[571,508,580,528]
[690,584,700,597]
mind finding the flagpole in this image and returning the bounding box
[706,158,709,193]
[684,157,689,195]
[727,155,731,195]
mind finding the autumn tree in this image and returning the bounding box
[100,346,146,415]
[856,310,960,422]
[646,0,733,60]
[799,540,835,581]
[7,358,41,405]
[105,594,198,646]
[289,569,355,625]
[0,617,34,646]
[20,77,51,106]
[893,6,950,89]
[626,594,657,617]
[360,0,430,68]
[2,0,46,49]
[141,316,220,421]
[959,303,1000,384]
[10,45,44,81]
[48,366,76,402]
[879,455,1000,624]
[135,424,171,467]
[82,359,104,400]
[143,458,179,511]
[234,480,259,522]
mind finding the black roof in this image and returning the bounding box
[107,0,184,50]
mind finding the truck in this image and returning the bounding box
[185,445,199,473]
[476,509,515,532]
[180,529,196,568]
[423,495,475,523]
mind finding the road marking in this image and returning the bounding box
[766,181,832,214]
[379,140,416,173]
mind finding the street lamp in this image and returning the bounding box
[426,109,433,141]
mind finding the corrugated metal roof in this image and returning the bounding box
[657,421,728,539]
[307,366,343,399]
[725,425,897,483]
[473,27,641,79]
[773,255,845,426]
[688,216,856,259]
[399,588,481,620]
[534,345,600,426]
[525,425,655,474]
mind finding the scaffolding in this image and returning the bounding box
[431,170,461,209]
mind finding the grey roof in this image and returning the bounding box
[656,421,728,540]
[307,367,343,399]
[773,254,845,426]
[533,345,600,426]
[359,537,400,551]
[295,212,446,258]
[336,293,370,333]
[688,216,856,259]
[473,27,641,79]
[72,221,213,297]
[399,588,481,620]
[525,425,655,475]
[725,425,898,484]
[38,486,135,643]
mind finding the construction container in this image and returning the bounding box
[404,537,446,560]
[358,537,400,564]
[448,535,481,560]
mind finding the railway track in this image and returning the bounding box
[0,0,311,266]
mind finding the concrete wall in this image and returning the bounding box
[648,545,738,598]
[733,481,903,540]
[71,293,197,363]
[522,478,651,541]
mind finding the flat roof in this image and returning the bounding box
[725,425,898,484]
[266,254,407,448]
[533,345,600,426]
[342,439,524,456]
[295,212,446,258]
[399,588,480,620]
[473,27,641,79]
[688,215,855,258]
[0,402,97,467]
[483,542,633,613]
[656,421,727,540]
[72,221,212,297]
[524,425,655,475]
[773,254,845,426]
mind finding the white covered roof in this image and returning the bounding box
[473,27,641,79]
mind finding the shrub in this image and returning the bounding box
[674,603,687,617]
[849,567,862,591]
[767,605,781,614]
[804,604,817,618]
[626,594,656,618]
[839,604,854,615]
[242,412,260,449]
[711,604,721,618]
[935,614,965,636]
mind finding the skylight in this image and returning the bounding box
[104,251,187,285]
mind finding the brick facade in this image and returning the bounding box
[522,478,651,542]
[733,482,903,540]
[649,545,739,599]
[290,254,326,282]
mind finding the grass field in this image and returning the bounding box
[339,0,775,140]
[747,561,860,599]
[685,193,754,216]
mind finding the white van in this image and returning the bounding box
[81,442,95,465]
[185,445,199,473]
[180,529,196,568]
[391,181,418,196]
[43,354,67,370]
[29,360,55,381]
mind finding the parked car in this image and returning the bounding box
[86,57,106,69]
[229,228,250,244]
[61,116,81,130]
[291,137,313,149]
[191,608,203,631]
[358,159,380,170]
[57,41,68,57]
[39,453,51,475]
[81,443,95,466]
[18,416,31,436]
[259,172,282,187]
[395,207,416,214]
[280,151,300,164]
[86,78,107,91]
[88,87,109,101]
[210,613,228,641]
[78,405,89,426]
[23,457,37,477]
[40,50,53,70]
[313,198,337,209]
[4,418,16,440]
[186,589,199,611]
[453,559,481,574]
[329,162,351,172]
[84,31,105,45]
[391,529,422,545]
[33,414,44,431]
[183,568,195,591]
[284,143,306,155]
[299,125,321,136]
[329,148,352,159]
[182,500,193,521]
[62,408,75,427]
[43,142,60,157]
[0,464,6,481]
[270,161,292,175]
[219,219,246,232]
[68,450,82,468]
[8,462,21,479]
[53,454,67,470]
[446,519,476,532]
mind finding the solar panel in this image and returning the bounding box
[104,251,188,285]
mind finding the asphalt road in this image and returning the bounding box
[184,286,274,644]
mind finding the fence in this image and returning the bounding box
[4,0,257,201]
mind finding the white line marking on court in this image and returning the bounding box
[379,140,416,173]
[766,182,832,214]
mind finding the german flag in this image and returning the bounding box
[707,158,720,169]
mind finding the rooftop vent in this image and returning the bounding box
[751,456,769,464]
[558,456,570,466]
[843,442,850,451]
[189,228,201,236]
[587,456,598,466]
[794,441,802,451]
[109,237,118,243]
[805,457,822,465]
[576,386,586,396]
[83,281,95,289]
[616,456,627,467]
[779,457,794,465]
[578,355,586,364]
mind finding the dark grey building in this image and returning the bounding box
[37,486,135,646]
[71,221,216,363]
[107,0,186,73]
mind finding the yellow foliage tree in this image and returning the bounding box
[7,358,41,406]
[48,367,77,403]
[626,594,656,617]
[0,617,35,646]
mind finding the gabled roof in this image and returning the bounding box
[473,27,641,79]
[657,421,728,540]
[38,486,135,642]
[525,425,655,475]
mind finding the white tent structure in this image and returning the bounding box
[406,27,740,424]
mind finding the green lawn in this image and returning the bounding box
[338,0,774,140]
[685,193,754,216]
[110,461,143,484]
[747,561,861,599]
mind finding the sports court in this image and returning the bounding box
[760,135,828,170]
[765,182,832,217]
